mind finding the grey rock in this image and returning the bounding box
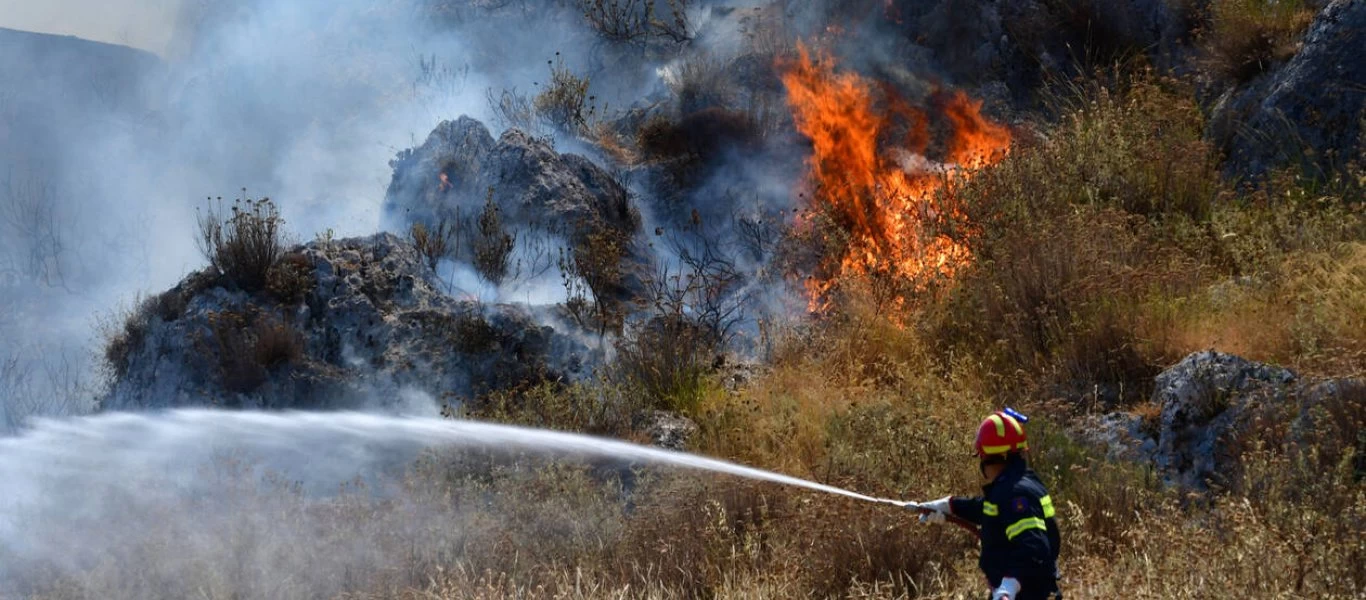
[100,233,591,412]
[383,117,639,246]
[1153,350,1295,488]
[909,0,1184,94]
[1075,412,1158,463]
[1212,0,1366,177]
[1077,351,1362,491]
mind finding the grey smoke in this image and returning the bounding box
[0,0,682,425]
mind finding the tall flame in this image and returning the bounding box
[780,44,1011,311]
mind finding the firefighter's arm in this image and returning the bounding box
[905,495,979,524]
[948,496,985,524]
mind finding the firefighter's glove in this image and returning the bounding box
[990,577,1021,600]
[909,496,952,524]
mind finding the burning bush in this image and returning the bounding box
[779,43,1011,312]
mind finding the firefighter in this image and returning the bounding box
[908,408,1062,600]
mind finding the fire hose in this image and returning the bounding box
[858,497,980,538]
[902,501,981,538]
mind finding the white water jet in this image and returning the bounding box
[0,409,902,507]
[0,409,916,594]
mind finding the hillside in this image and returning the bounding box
[0,26,161,164]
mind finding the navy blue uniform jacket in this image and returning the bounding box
[950,455,1061,588]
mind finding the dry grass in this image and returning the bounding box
[1203,0,1315,84]
[912,77,1364,410]
[1164,241,1366,373]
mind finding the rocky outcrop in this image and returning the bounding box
[905,0,1185,94]
[100,233,591,412]
[383,117,640,246]
[1151,351,1296,489]
[1076,411,1159,464]
[1211,0,1366,177]
[1077,350,1363,490]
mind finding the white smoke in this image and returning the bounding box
[0,0,660,426]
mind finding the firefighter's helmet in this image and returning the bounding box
[974,407,1029,457]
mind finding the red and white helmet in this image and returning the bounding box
[974,408,1029,457]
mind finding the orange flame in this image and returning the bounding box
[779,43,1010,311]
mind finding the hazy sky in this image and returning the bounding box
[0,0,181,54]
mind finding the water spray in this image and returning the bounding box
[0,410,980,546]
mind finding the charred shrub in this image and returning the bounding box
[444,307,500,355]
[534,55,595,135]
[197,195,287,293]
[266,251,315,305]
[472,191,515,285]
[637,108,761,190]
[148,289,189,323]
[101,286,201,379]
[559,227,630,337]
[613,249,745,413]
[665,54,733,114]
[577,0,692,45]
[202,308,303,395]
[252,317,304,370]
[409,220,455,272]
[614,315,717,413]
[103,304,152,380]
[638,108,761,163]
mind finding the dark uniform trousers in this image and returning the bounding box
[950,455,1063,600]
